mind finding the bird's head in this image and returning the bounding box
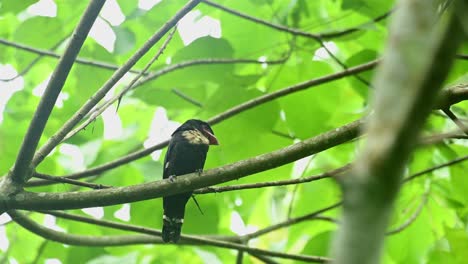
[172,119,219,145]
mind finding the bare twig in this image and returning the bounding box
[172,88,204,107]
[242,202,342,240]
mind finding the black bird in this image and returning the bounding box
[162,119,218,243]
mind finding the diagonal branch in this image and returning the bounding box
[63,26,178,142]
[6,119,364,211]
[0,36,68,82]
[6,0,106,186]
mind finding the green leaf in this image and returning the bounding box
[0,0,36,14]
[113,27,136,55]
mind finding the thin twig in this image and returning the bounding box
[0,38,147,75]
[31,240,48,264]
[242,202,342,240]
[385,191,429,235]
[33,173,111,190]
[313,37,372,88]
[116,26,178,112]
[172,88,204,107]
[318,10,393,39]
[403,154,468,183]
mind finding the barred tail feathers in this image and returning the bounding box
[162,215,183,243]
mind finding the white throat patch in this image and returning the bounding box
[182,129,210,145]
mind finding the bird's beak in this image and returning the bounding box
[203,129,219,145]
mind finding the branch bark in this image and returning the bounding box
[330,1,465,263]
[4,119,363,211]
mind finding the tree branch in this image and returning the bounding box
[5,0,106,185]
[6,119,363,211]
[9,210,330,262]
[331,2,465,263]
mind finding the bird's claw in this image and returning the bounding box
[196,169,203,176]
[168,175,176,182]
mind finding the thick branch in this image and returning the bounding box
[7,119,363,211]
[7,0,106,185]
[331,2,464,264]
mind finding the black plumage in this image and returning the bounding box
[162,119,218,243]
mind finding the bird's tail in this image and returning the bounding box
[162,215,183,243]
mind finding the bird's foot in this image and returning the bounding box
[196,169,203,176]
[168,175,176,182]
